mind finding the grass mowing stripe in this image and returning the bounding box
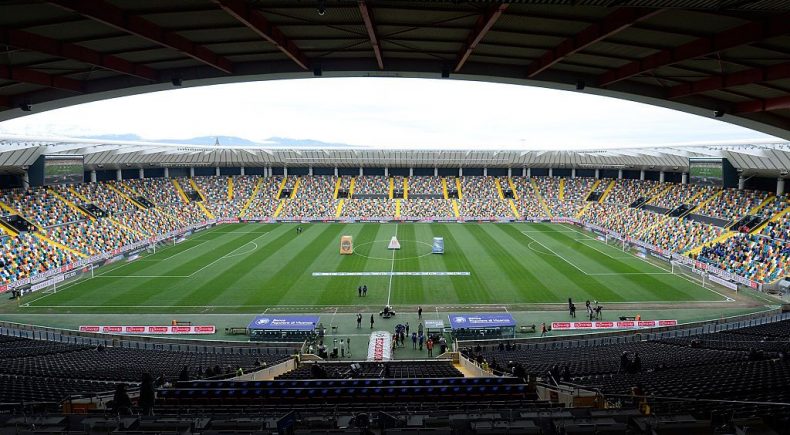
[254,224,348,307]
[167,228,286,306]
[315,223,382,306]
[438,224,495,304]
[500,224,606,302]
[391,222,424,307]
[543,225,714,302]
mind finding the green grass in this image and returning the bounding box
[11,222,730,315]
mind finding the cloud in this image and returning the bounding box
[0,77,778,149]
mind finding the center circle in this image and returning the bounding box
[352,239,435,261]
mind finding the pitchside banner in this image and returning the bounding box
[448,313,516,329]
[551,320,678,330]
[367,331,393,361]
[79,325,216,335]
[248,315,320,331]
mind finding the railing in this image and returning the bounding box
[0,320,302,355]
[458,310,789,352]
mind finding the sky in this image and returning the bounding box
[0,77,780,149]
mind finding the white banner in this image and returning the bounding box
[551,320,678,330]
[709,274,738,290]
[78,325,216,335]
[30,274,65,292]
[367,331,393,362]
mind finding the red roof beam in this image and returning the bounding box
[526,8,661,78]
[598,13,790,87]
[669,61,790,99]
[734,95,790,114]
[0,65,82,92]
[0,28,158,82]
[454,4,508,73]
[358,1,383,69]
[49,0,233,74]
[214,0,309,70]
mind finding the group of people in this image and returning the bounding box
[389,322,446,356]
[619,351,642,374]
[357,284,368,297]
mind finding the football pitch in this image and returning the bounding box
[15,222,733,314]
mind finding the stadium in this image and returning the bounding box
[0,1,790,434]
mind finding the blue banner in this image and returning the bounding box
[248,315,320,331]
[448,313,516,329]
[432,237,444,254]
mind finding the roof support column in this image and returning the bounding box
[309,166,313,176]
[190,167,195,178]
[508,168,512,178]
[384,167,388,177]
[778,177,785,196]
[548,168,553,177]
[284,167,288,177]
[434,167,438,177]
[334,167,338,177]
[359,167,363,176]
[459,168,463,177]
[640,169,645,181]
[90,170,97,183]
[659,171,665,183]
[618,169,623,179]
[164,167,169,178]
[117,169,122,181]
[139,168,144,179]
[23,170,30,189]
[240,167,245,176]
[595,169,599,179]
[215,167,220,176]
[526,168,530,178]
[483,167,487,176]
[738,175,745,190]
[682,172,688,185]
[409,167,413,177]
[571,168,576,179]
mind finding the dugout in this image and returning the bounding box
[448,313,516,340]
[248,315,319,342]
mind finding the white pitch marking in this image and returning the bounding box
[386,223,398,307]
[186,231,269,277]
[521,231,592,275]
[158,240,208,260]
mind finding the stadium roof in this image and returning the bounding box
[0,1,789,141]
[1,135,789,176]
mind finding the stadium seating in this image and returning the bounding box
[1,187,83,228]
[0,231,76,284]
[353,175,389,196]
[341,198,395,218]
[509,177,548,218]
[647,183,713,211]
[695,188,771,222]
[279,176,337,218]
[0,336,290,403]
[457,177,512,218]
[57,182,138,215]
[400,199,455,219]
[408,176,444,197]
[275,361,463,379]
[695,233,789,282]
[640,218,724,253]
[242,176,283,219]
[46,218,137,256]
[605,179,660,206]
[0,175,788,287]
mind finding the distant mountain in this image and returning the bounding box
[83,134,367,148]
